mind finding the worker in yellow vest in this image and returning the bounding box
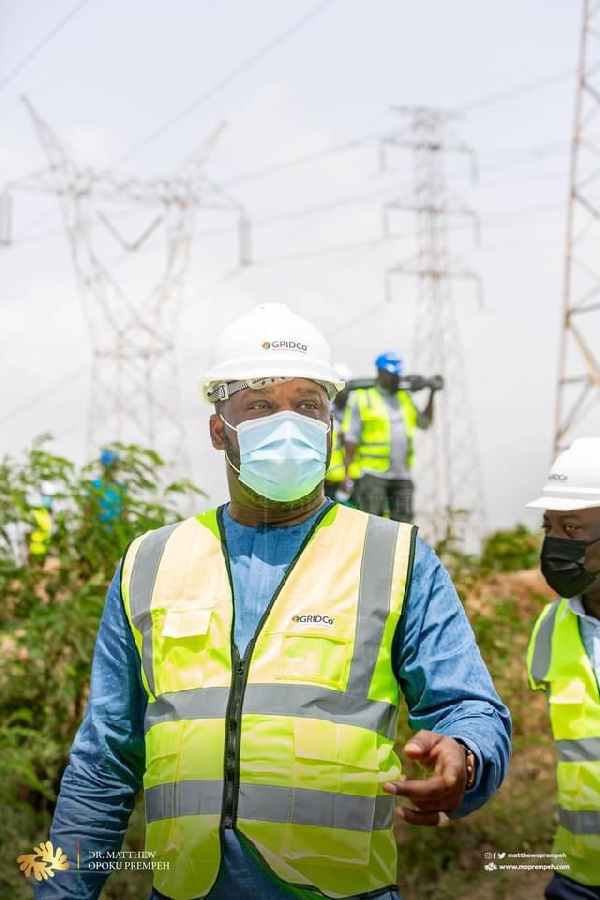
[343,351,438,522]
[29,481,55,560]
[526,437,600,899]
[325,363,360,502]
[39,304,510,900]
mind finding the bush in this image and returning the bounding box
[0,438,202,896]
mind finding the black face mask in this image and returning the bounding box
[541,536,600,598]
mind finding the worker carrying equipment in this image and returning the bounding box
[342,350,441,522]
[526,437,600,892]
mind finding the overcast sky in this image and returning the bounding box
[1,0,596,534]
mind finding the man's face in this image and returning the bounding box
[209,378,332,507]
[542,506,600,573]
[376,368,400,393]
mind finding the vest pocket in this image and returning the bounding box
[556,763,582,805]
[277,632,351,689]
[153,607,213,693]
[283,719,379,866]
[549,678,586,740]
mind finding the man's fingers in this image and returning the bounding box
[404,733,440,760]
[396,806,448,827]
[386,775,451,802]
[439,757,463,789]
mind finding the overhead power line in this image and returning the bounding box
[0,0,92,94]
[222,134,380,186]
[461,68,574,113]
[111,0,336,169]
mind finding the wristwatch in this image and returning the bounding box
[455,739,477,790]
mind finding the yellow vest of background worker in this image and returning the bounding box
[347,387,418,472]
[29,507,52,556]
[326,416,361,482]
[121,503,415,900]
[527,598,600,887]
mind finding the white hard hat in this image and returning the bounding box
[40,480,56,496]
[527,437,600,511]
[200,303,345,403]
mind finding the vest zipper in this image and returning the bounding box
[217,502,335,832]
[223,652,246,829]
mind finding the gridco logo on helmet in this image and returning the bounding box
[262,340,308,353]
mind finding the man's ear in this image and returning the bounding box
[210,413,225,450]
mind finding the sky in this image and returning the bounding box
[0,0,597,534]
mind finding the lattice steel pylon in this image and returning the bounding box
[555,0,600,453]
[14,97,248,475]
[382,106,485,547]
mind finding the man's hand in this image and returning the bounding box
[382,731,467,827]
[342,476,354,495]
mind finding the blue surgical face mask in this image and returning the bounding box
[220,409,330,503]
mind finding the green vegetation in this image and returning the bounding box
[0,443,554,899]
[0,439,201,897]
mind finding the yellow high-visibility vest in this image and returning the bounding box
[347,388,418,473]
[527,597,600,887]
[29,507,52,556]
[121,503,416,900]
[326,415,360,483]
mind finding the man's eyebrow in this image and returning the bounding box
[240,385,325,399]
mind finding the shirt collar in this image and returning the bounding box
[568,596,586,617]
[568,596,600,628]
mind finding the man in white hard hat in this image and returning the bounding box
[526,437,600,899]
[38,303,510,900]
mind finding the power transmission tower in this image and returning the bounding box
[382,106,485,547]
[6,97,249,475]
[555,0,600,452]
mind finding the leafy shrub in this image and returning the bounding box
[0,438,202,895]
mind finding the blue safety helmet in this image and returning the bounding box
[100,449,120,467]
[375,351,403,376]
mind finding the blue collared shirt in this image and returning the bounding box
[35,503,511,900]
[568,596,600,679]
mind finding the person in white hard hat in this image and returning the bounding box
[526,437,600,899]
[39,303,510,900]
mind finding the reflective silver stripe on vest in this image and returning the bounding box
[530,599,561,686]
[146,781,396,831]
[558,806,600,835]
[145,687,230,732]
[346,515,400,698]
[556,737,600,763]
[129,522,180,696]
[238,784,394,832]
[145,684,397,740]
[146,780,394,831]
[145,780,223,823]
